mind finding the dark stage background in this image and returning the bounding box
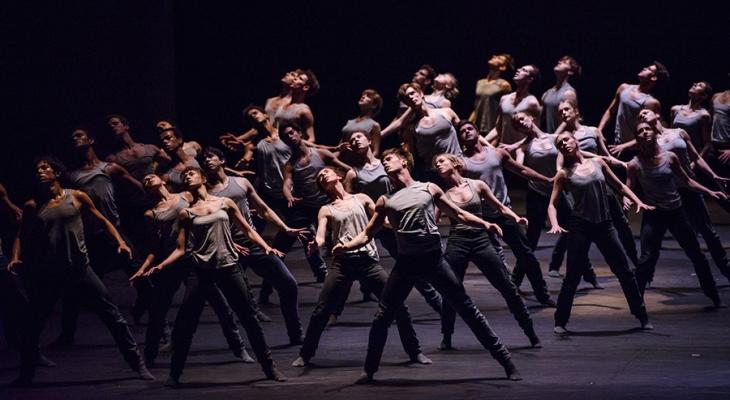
[1,1,728,201]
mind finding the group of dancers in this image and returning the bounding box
[2,54,730,387]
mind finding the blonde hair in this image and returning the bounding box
[432,153,464,172]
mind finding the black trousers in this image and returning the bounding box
[169,265,273,379]
[679,188,730,279]
[554,218,648,327]
[144,260,245,364]
[239,247,303,342]
[487,213,551,302]
[635,208,720,302]
[0,255,27,349]
[443,230,533,335]
[300,253,421,361]
[363,250,510,375]
[20,265,142,379]
[272,203,327,279]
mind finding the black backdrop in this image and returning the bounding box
[1,1,728,200]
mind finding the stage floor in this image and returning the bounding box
[2,196,729,400]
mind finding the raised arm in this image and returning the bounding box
[370,123,382,156]
[73,190,132,258]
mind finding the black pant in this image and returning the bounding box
[144,260,245,364]
[170,265,273,378]
[20,265,142,379]
[443,230,533,335]
[0,256,27,349]
[636,208,720,302]
[487,213,551,302]
[554,218,648,327]
[272,203,327,279]
[239,247,303,342]
[363,250,510,375]
[300,253,421,361]
[60,231,154,339]
[679,188,730,279]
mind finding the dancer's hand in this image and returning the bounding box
[285,227,311,242]
[129,268,147,284]
[622,196,634,211]
[144,265,163,277]
[634,201,655,213]
[718,150,730,164]
[219,133,245,152]
[233,243,250,256]
[265,247,285,258]
[484,221,503,237]
[331,243,347,257]
[515,216,528,226]
[334,142,351,153]
[548,225,567,234]
[286,195,302,208]
[608,143,628,157]
[6,259,22,275]
[306,240,319,256]
[709,190,728,201]
[117,242,133,260]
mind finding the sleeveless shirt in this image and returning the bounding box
[384,182,442,255]
[185,200,239,269]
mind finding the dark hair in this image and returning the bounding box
[71,125,93,138]
[494,53,515,72]
[652,61,670,82]
[278,120,309,140]
[181,165,205,182]
[419,64,437,82]
[698,81,714,96]
[33,155,67,181]
[301,69,320,97]
[242,104,266,121]
[381,147,414,171]
[315,166,347,190]
[105,114,129,126]
[159,126,184,140]
[202,146,227,165]
[457,120,478,132]
[526,64,541,82]
[558,55,582,76]
[361,89,383,116]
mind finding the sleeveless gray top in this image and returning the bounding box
[292,148,329,207]
[542,82,575,133]
[473,78,509,134]
[630,153,682,210]
[341,117,378,142]
[446,179,484,233]
[414,113,462,164]
[672,108,705,151]
[151,197,188,257]
[353,161,392,201]
[30,190,89,270]
[209,177,256,246]
[67,161,121,230]
[165,158,201,193]
[658,129,693,183]
[113,144,159,181]
[462,146,510,217]
[565,159,611,223]
[524,136,558,196]
[384,182,442,255]
[185,200,239,269]
[711,98,730,145]
[326,197,378,259]
[575,127,600,154]
[499,94,539,145]
[425,93,447,109]
[274,103,309,127]
[254,137,291,200]
[615,85,654,144]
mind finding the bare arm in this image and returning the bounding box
[282,163,298,207]
[682,130,727,185]
[343,169,356,193]
[430,184,502,235]
[0,183,22,223]
[107,162,145,194]
[225,198,282,255]
[146,212,188,274]
[668,153,726,200]
[333,196,387,254]
[547,170,568,233]
[598,84,627,134]
[308,207,330,255]
[130,212,157,281]
[300,107,316,143]
[502,148,552,183]
[320,149,353,172]
[240,177,306,239]
[602,159,652,213]
[473,180,526,225]
[73,190,132,258]
[380,107,414,139]
[7,200,36,273]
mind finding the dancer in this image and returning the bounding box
[457,120,556,304]
[487,64,542,145]
[203,146,307,345]
[433,153,541,350]
[671,81,713,157]
[548,133,653,334]
[291,167,432,367]
[598,62,667,146]
[145,166,287,385]
[542,56,580,133]
[8,157,154,385]
[106,114,169,181]
[469,54,513,136]
[159,126,200,193]
[627,122,727,307]
[334,148,522,383]
[274,69,319,142]
[425,72,459,109]
[709,82,730,179]
[129,174,254,367]
[341,89,383,155]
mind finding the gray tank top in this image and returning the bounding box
[615,85,654,144]
[67,161,121,230]
[672,108,706,151]
[209,177,256,246]
[113,144,159,181]
[446,179,484,232]
[327,197,378,259]
[254,137,291,200]
[353,161,392,201]
[341,117,378,142]
[31,190,89,270]
[565,159,611,223]
[462,146,510,217]
[473,78,510,134]
[711,98,730,145]
[499,94,539,145]
[151,197,188,257]
[274,103,309,127]
[292,148,329,207]
[384,181,442,255]
[575,127,600,154]
[658,129,693,183]
[542,82,575,133]
[630,153,682,210]
[425,93,447,109]
[185,200,239,269]
[524,136,558,196]
[165,158,201,193]
[414,113,462,164]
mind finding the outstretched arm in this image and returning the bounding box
[146,212,188,275]
[430,184,502,236]
[668,153,727,200]
[225,198,283,256]
[473,180,527,225]
[74,190,132,259]
[603,159,653,213]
